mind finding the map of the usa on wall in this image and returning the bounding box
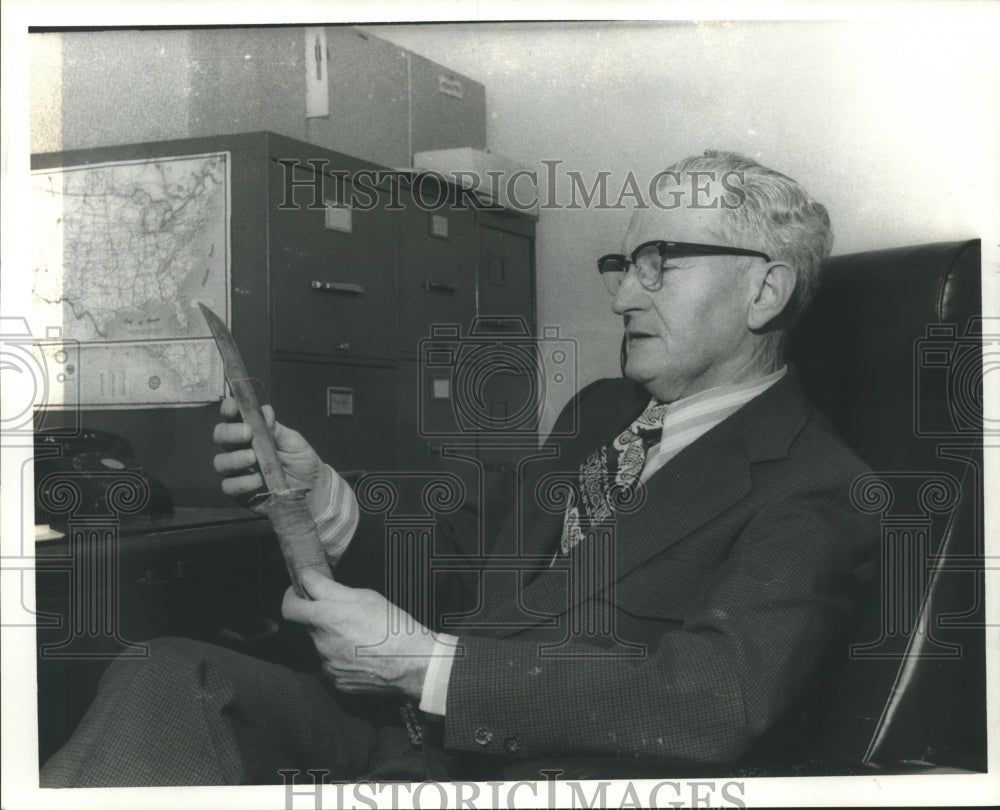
[31,152,231,407]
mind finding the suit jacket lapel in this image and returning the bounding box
[501,415,753,628]
[459,381,647,627]
[516,382,649,562]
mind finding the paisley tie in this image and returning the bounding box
[561,402,671,555]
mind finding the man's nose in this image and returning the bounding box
[611,267,649,315]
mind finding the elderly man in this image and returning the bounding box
[41,151,877,786]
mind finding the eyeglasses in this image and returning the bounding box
[597,239,773,295]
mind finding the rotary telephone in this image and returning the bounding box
[34,428,174,524]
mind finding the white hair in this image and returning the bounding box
[659,151,834,324]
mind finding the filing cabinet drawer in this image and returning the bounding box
[397,356,538,467]
[270,359,400,595]
[397,359,481,541]
[397,187,478,357]
[269,159,398,360]
[271,360,397,475]
[478,225,535,324]
[411,339,541,442]
[473,366,539,464]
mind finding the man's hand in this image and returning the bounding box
[283,570,436,700]
[212,396,331,508]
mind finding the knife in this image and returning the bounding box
[199,302,332,597]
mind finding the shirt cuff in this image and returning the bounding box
[418,633,460,716]
[310,464,359,564]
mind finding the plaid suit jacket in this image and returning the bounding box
[431,371,879,773]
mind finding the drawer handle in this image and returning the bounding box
[478,318,521,331]
[311,281,365,295]
[424,280,460,294]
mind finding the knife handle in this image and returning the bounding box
[258,490,334,597]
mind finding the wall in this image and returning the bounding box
[30,29,193,153]
[360,20,998,435]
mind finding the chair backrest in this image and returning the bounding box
[787,239,986,771]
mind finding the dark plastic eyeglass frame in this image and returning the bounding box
[597,239,773,293]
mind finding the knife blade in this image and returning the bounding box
[199,302,332,596]
[200,303,288,494]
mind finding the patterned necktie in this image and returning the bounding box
[561,402,671,555]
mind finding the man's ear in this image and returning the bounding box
[747,261,797,331]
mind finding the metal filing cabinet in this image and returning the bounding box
[256,134,537,503]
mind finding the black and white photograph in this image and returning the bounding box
[1,1,997,808]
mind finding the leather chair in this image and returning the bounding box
[787,239,986,774]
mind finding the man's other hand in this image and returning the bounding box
[282,570,436,700]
